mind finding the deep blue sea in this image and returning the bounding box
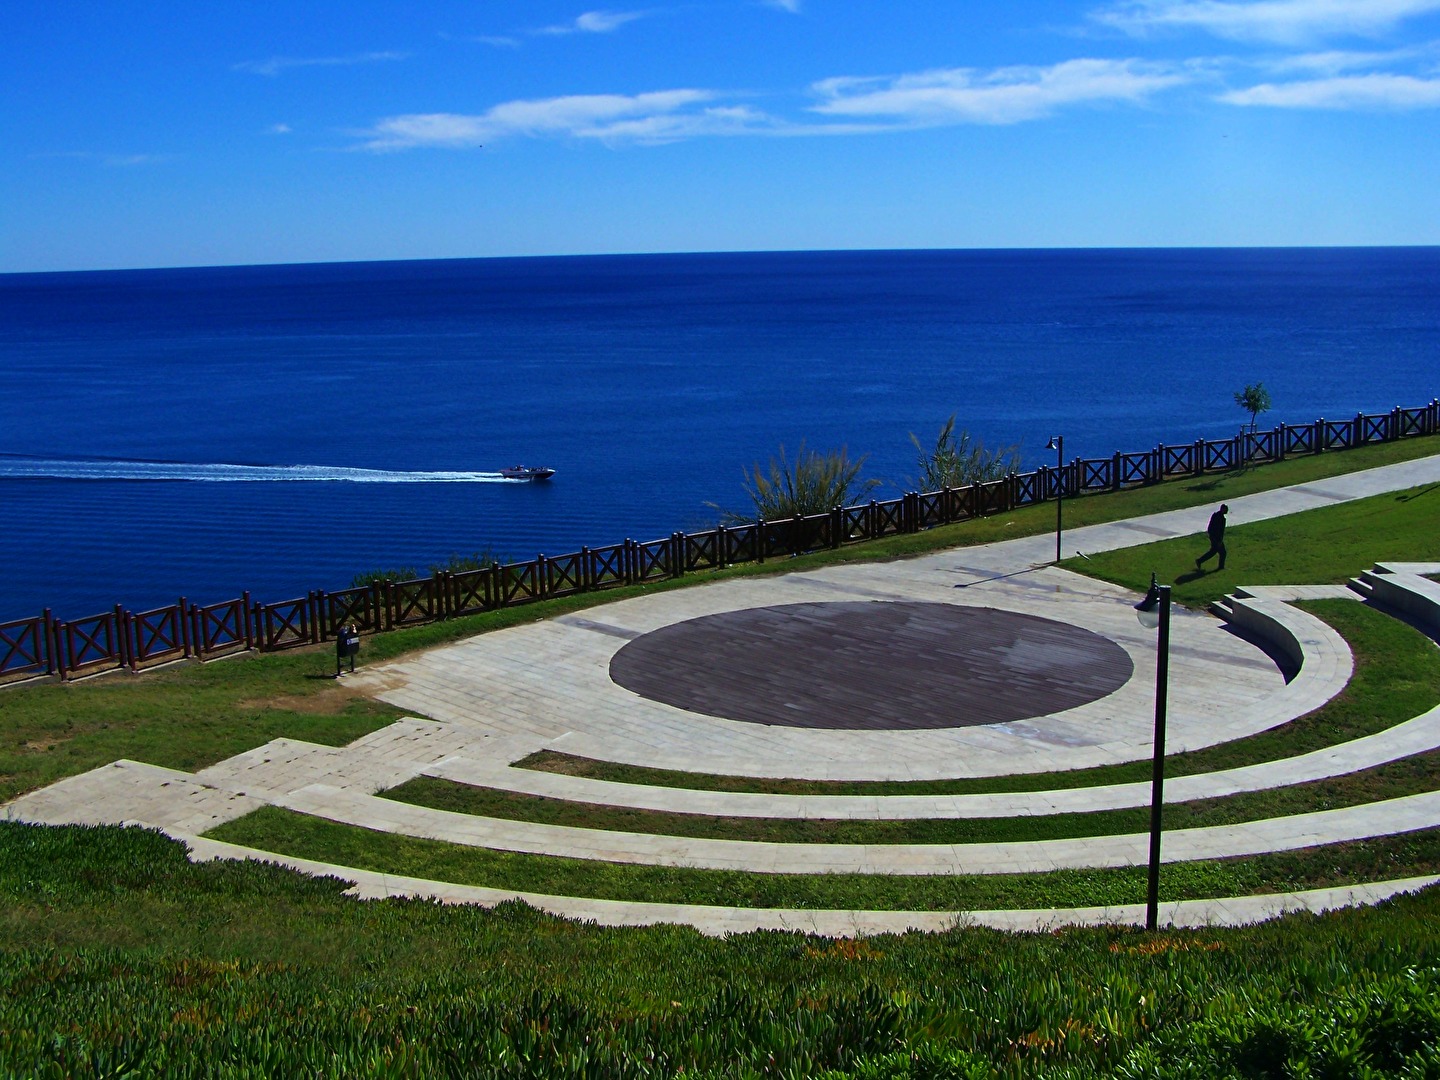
[1,248,1437,622]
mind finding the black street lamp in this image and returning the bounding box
[1045,434,1064,563]
[1133,573,1171,932]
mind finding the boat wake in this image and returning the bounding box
[0,455,520,483]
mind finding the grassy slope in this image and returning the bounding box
[7,823,1440,1077]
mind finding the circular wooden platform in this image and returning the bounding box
[609,601,1134,730]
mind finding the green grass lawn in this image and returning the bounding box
[7,821,1440,1078]
[1063,481,1440,608]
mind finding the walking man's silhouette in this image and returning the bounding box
[1196,504,1228,572]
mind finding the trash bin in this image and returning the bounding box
[336,624,361,676]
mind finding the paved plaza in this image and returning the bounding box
[7,453,1440,933]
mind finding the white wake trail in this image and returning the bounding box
[0,457,520,483]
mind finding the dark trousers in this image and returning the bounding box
[1197,539,1226,570]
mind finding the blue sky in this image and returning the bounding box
[4,0,1440,271]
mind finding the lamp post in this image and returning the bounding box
[1134,573,1171,932]
[1045,435,1064,563]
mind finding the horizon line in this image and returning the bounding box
[6,241,1440,279]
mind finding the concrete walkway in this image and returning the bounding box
[5,451,1440,932]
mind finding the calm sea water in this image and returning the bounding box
[1,248,1436,621]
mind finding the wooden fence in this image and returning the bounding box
[3,400,1437,683]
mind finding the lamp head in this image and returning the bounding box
[1046,435,1062,452]
[1134,572,1162,630]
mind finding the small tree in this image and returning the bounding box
[1234,382,1272,433]
[713,442,880,524]
[909,415,1020,491]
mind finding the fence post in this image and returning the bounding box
[175,596,190,657]
[755,522,766,564]
[116,605,134,671]
[830,506,842,548]
[715,527,728,569]
[41,608,55,676]
[430,571,446,618]
[190,604,203,659]
[241,592,253,649]
[51,618,68,680]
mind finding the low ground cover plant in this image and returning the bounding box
[5,820,1440,1077]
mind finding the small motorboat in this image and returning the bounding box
[499,465,556,481]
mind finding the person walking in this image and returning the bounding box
[1196,504,1228,571]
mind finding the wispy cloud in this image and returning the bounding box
[33,150,168,167]
[357,89,759,149]
[266,123,293,135]
[764,0,803,12]
[1222,71,1440,104]
[1094,0,1440,44]
[810,59,1190,126]
[473,35,521,48]
[538,10,647,35]
[233,51,409,77]
[1264,46,1418,73]
[354,57,1206,151]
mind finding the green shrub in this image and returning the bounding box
[715,441,881,523]
[909,416,1020,491]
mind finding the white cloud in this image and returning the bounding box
[266,123,293,135]
[354,58,1203,151]
[810,59,1189,126]
[1257,40,1440,73]
[358,89,731,149]
[34,151,167,167]
[764,0,803,11]
[1266,47,1412,73]
[473,35,521,48]
[538,10,646,35]
[1094,0,1440,44]
[233,51,408,77]
[1222,71,1440,104]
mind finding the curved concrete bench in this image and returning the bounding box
[1357,562,1440,637]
